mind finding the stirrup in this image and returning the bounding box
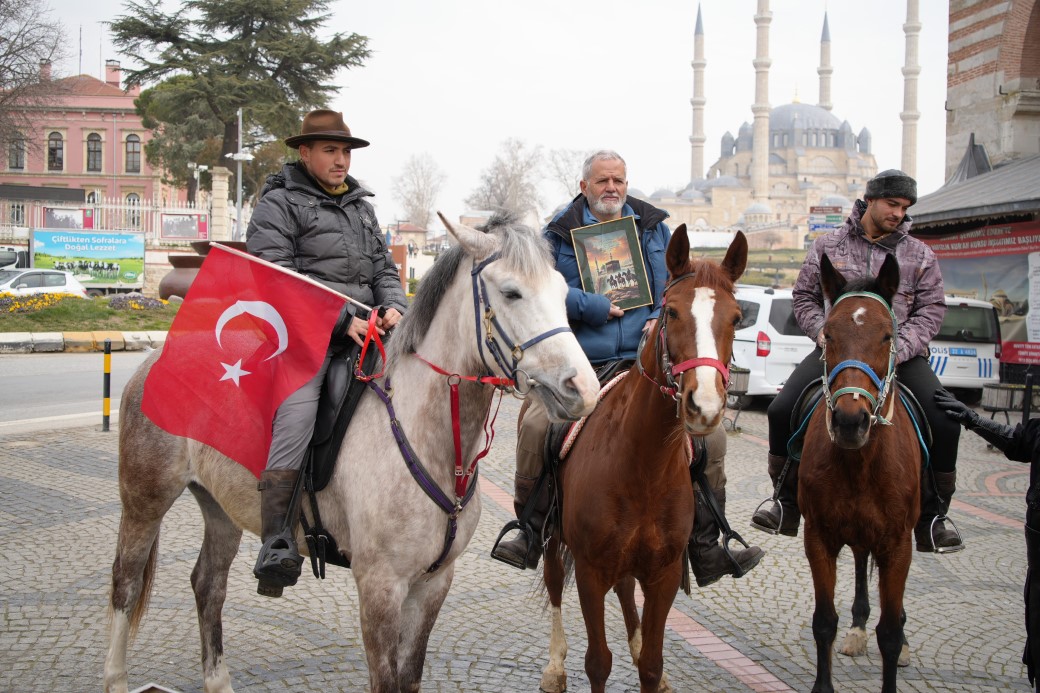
[490,519,536,570]
[720,530,760,578]
[254,529,303,596]
[921,514,965,554]
[749,497,783,535]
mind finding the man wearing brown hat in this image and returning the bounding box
[749,169,966,555]
[246,109,407,597]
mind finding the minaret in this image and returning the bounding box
[901,0,921,177]
[751,0,772,203]
[817,12,833,112]
[689,4,706,182]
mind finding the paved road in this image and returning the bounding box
[0,394,1033,692]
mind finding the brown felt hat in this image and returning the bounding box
[284,109,370,149]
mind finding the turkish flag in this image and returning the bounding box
[142,244,346,477]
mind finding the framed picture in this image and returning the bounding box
[43,207,85,229]
[570,215,651,311]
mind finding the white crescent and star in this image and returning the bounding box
[213,301,289,386]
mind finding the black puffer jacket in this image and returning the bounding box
[246,162,407,315]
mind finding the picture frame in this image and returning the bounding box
[161,213,209,240]
[570,215,652,311]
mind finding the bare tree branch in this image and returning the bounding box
[547,147,591,199]
[465,138,542,218]
[391,153,446,230]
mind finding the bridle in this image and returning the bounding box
[637,272,731,414]
[820,290,898,427]
[361,249,574,574]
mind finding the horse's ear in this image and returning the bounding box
[876,253,900,305]
[721,231,748,282]
[820,253,847,304]
[438,211,495,259]
[665,224,691,276]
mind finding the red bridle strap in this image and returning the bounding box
[354,310,388,382]
[671,357,730,389]
[413,353,512,497]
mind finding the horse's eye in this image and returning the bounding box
[667,307,679,320]
[732,315,741,327]
[501,288,522,300]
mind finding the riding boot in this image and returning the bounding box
[688,489,765,588]
[750,453,801,536]
[253,469,304,598]
[915,468,965,553]
[492,474,550,570]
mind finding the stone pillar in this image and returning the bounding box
[818,12,833,112]
[689,4,707,182]
[210,166,231,241]
[751,0,772,204]
[901,0,921,178]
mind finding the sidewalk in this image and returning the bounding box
[0,330,168,353]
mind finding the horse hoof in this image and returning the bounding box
[898,643,911,667]
[539,668,566,693]
[838,628,868,657]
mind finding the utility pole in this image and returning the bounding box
[227,108,254,241]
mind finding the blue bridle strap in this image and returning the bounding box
[827,359,886,391]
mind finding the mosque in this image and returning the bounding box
[640,1,924,249]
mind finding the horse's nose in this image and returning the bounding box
[832,406,870,446]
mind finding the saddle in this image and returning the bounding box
[284,341,382,578]
[787,380,933,464]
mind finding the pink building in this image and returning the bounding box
[1,60,180,206]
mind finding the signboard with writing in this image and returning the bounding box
[922,221,1040,366]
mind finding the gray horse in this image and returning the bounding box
[103,215,600,693]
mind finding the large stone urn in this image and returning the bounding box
[158,240,248,300]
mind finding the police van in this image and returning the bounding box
[929,296,1001,397]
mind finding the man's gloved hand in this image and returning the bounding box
[934,387,1016,452]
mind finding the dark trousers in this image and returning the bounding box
[766,350,961,472]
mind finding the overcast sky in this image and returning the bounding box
[51,0,950,229]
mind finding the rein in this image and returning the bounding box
[364,250,573,574]
[821,290,898,427]
[637,272,730,413]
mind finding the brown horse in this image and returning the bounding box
[539,228,748,693]
[800,252,920,693]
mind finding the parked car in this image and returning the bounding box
[0,269,89,299]
[730,285,815,407]
[929,296,1001,398]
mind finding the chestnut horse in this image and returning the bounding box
[539,228,748,693]
[800,252,920,693]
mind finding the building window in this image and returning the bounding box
[10,203,25,225]
[87,133,103,172]
[86,191,98,204]
[48,132,64,171]
[126,192,141,228]
[8,137,25,170]
[125,134,141,173]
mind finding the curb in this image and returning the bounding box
[0,331,168,354]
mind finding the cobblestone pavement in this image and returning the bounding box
[0,395,1033,692]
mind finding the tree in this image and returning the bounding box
[0,0,69,151]
[391,153,446,230]
[110,0,371,161]
[465,139,542,219]
[546,148,590,199]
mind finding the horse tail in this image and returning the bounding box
[130,534,159,640]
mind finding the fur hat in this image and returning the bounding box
[864,169,917,205]
[284,109,370,149]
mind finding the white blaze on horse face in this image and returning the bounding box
[690,287,725,419]
[852,307,867,326]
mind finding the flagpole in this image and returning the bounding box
[209,243,374,314]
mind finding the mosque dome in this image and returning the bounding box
[744,202,772,215]
[650,188,675,200]
[678,185,706,201]
[700,175,744,190]
[769,102,842,131]
[819,194,853,210]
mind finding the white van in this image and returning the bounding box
[929,296,1001,396]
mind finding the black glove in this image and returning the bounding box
[331,303,357,344]
[934,387,1016,452]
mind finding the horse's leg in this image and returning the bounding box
[540,534,568,693]
[636,565,683,693]
[355,568,408,693]
[188,484,243,693]
[839,547,870,657]
[898,607,910,667]
[104,468,185,693]
[805,529,839,693]
[396,565,454,693]
[614,576,642,666]
[875,542,912,693]
[574,560,614,693]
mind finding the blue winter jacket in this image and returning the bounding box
[544,195,670,365]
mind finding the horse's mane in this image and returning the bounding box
[386,213,550,362]
[684,257,736,295]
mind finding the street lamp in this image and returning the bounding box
[225,108,254,241]
[187,162,209,205]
